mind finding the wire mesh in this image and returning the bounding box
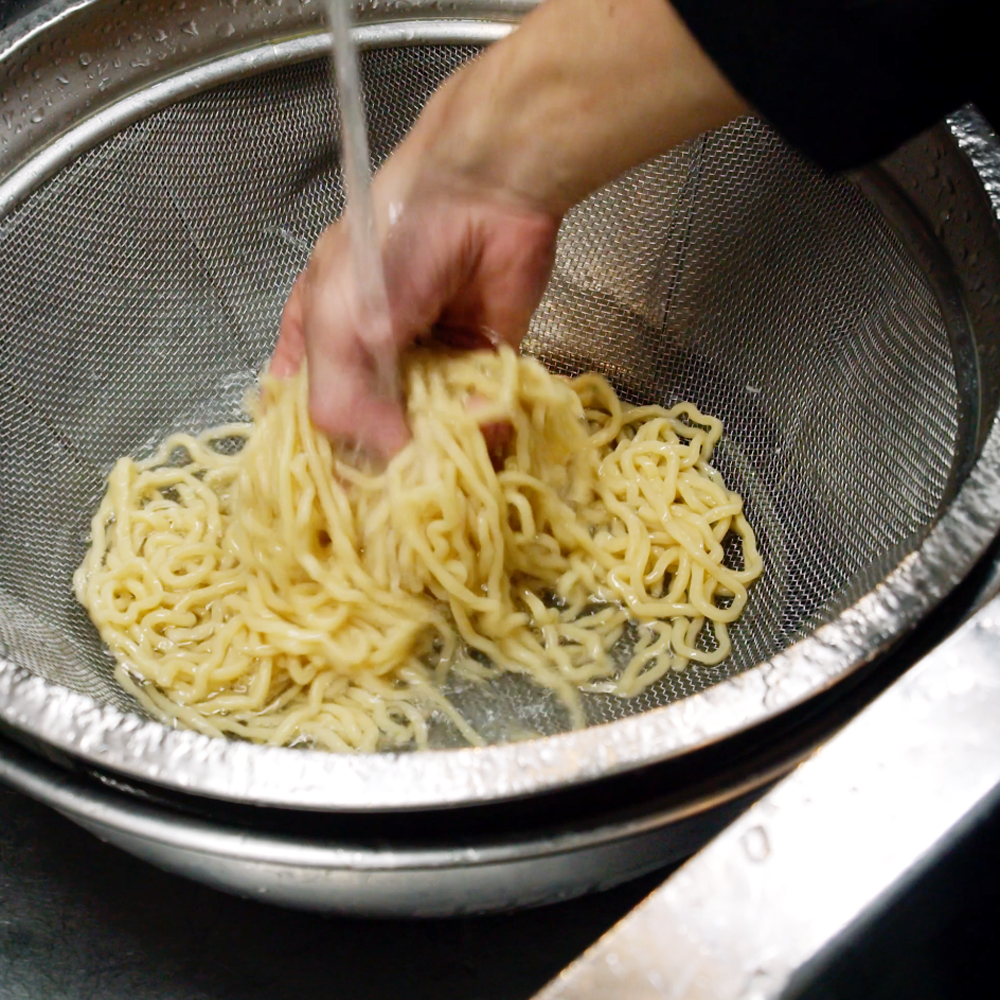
[0,48,960,742]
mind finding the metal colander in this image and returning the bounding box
[1,0,1000,810]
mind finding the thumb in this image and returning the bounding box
[271,273,307,378]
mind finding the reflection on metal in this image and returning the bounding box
[0,22,515,216]
[0,728,763,916]
[533,594,1000,999]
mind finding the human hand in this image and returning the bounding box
[272,0,747,457]
[272,163,559,457]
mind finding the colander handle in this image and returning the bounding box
[532,592,1000,1000]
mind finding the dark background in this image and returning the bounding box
[0,0,42,29]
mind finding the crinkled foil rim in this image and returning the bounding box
[1,0,999,810]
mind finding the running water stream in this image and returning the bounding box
[325,0,399,403]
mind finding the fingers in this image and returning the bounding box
[431,324,501,351]
[271,272,307,377]
[270,227,412,458]
[301,229,413,458]
[307,355,411,459]
[429,197,559,348]
[271,179,560,461]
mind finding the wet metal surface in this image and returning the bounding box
[531,594,1000,1000]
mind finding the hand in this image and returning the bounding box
[272,167,559,458]
[272,0,748,457]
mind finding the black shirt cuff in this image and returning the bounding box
[670,0,996,171]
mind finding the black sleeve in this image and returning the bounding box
[669,0,1000,170]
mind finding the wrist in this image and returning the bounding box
[395,0,748,217]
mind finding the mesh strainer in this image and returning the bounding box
[2,0,1000,810]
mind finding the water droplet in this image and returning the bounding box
[741,824,770,862]
[0,92,6,103]
[2,111,13,129]
[152,28,168,42]
[129,31,143,43]
[216,21,236,37]
[130,58,151,68]
[56,73,70,85]
[79,53,92,66]
[32,68,42,80]
[30,108,45,123]
[181,20,198,35]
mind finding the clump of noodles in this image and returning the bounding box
[74,347,762,751]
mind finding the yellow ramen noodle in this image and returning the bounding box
[74,348,762,751]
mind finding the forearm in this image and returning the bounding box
[392,0,748,216]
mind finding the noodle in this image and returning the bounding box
[74,347,762,751]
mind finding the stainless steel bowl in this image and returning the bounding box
[1,722,786,915]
